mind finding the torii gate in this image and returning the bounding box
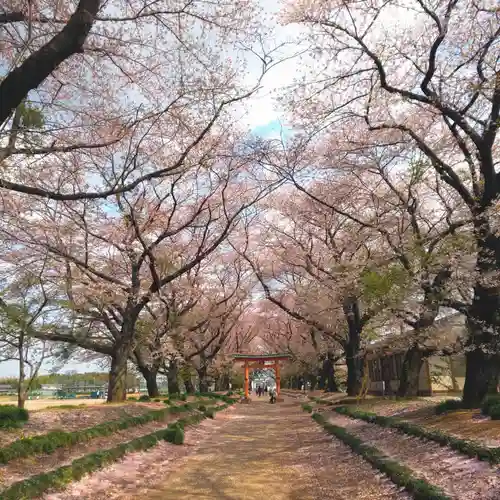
[232,353,291,401]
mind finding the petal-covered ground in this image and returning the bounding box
[327,412,500,500]
[47,399,409,500]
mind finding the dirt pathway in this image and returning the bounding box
[327,412,500,500]
[52,398,409,500]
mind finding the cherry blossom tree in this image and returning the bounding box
[0,135,279,401]
[169,255,254,392]
[0,0,283,201]
[269,132,472,395]
[236,189,391,395]
[282,0,499,406]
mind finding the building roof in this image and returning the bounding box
[365,313,466,357]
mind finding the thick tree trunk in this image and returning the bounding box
[463,224,500,407]
[166,360,180,395]
[397,347,425,397]
[343,299,364,396]
[138,365,160,398]
[321,355,338,392]
[107,344,129,402]
[345,348,363,396]
[185,378,195,394]
[198,366,209,393]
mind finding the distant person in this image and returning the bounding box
[269,389,276,403]
[264,385,268,394]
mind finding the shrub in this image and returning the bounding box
[154,398,161,403]
[0,405,29,428]
[138,395,151,402]
[301,403,313,413]
[180,393,187,401]
[435,399,464,415]
[163,399,170,405]
[127,397,138,401]
[173,426,184,445]
[481,394,500,416]
[488,404,500,420]
[204,408,216,419]
[198,404,207,412]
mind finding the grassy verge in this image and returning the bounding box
[301,403,313,413]
[1,402,232,499]
[335,406,500,464]
[309,411,450,500]
[0,401,209,465]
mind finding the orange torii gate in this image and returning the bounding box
[232,353,291,401]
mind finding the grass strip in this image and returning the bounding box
[0,401,234,499]
[335,406,500,464]
[0,401,206,465]
[309,411,450,500]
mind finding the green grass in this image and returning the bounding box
[335,405,500,464]
[310,411,450,500]
[0,405,29,429]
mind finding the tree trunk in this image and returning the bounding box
[166,360,180,395]
[138,365,160,398]
[463,328,499,408]
[321,355,338,392]
[185,378,195,394]
[343,299,364,396]
[198,366,209,393]
[462,221,500,407]
[107,345,129,402]
[397,347,425,397]
[18,334,26,409]
[345,348,363,396]
[308,373,317,391]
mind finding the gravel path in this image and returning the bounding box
[328,412,500,500]
[47,398,409,500]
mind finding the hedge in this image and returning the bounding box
[0,405,29,429]
[310,411,450,500]
[0,400,235,499]
[334,406,500,464]
[0,403,198,465]
[481,395,500,417]
[435,399,464,415]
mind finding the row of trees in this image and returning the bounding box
[0,0,498,408]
